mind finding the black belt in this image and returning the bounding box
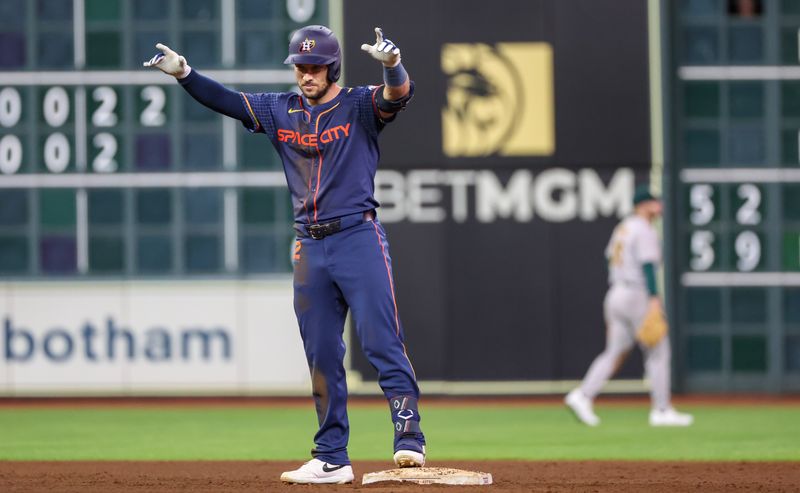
[299,210,375,240]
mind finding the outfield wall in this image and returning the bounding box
[0,0,655,395]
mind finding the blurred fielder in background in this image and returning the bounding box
[145,25,425,484]
[566,186,694,428]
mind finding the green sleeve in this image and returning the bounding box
[642,262,658,296]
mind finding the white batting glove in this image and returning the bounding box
[360,27,401,67]
[143,43,191,78]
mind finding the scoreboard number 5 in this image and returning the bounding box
[689,184,714,226]
[689,184,715,271]
[690,230,715,271]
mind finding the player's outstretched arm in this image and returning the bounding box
[143,43,250,123]
[361,27,412,117]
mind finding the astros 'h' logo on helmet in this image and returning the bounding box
[300,38,316,53]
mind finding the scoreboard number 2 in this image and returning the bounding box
[140,86,166,127]
[92,87,118,127]
[92,133,118,173]
[736,184,761,225]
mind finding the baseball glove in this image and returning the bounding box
[636,305,668,348]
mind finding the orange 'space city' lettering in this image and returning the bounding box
[277,123,352,147]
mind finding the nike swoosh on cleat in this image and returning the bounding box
[322,463,346,473]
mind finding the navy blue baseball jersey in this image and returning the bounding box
[240,86,390,224]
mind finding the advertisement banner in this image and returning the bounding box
[0,280,309,395]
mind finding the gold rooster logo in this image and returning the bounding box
[441,43,554,157]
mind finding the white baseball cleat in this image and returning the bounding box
[279,458,354,484]
[649,407,694,427]
[393,445,426,468]
[565,389,600,426]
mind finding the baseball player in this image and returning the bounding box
[565,186,694,427]
[145,25,425,484]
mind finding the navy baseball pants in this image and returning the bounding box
[292,213,424,465]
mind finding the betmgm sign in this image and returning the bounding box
[376,167,633,224]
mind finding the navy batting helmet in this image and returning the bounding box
[284,25,341,82]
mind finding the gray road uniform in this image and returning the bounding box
[578,215,672,410]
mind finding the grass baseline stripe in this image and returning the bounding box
[0,404,797,461]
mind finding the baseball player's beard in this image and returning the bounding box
[302,81,331,101]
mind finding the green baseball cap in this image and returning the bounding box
[633,185,659,206]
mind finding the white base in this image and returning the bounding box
[362,467,493,486]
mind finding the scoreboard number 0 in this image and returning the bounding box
[0,87,24,174]
[0,87,22,127]
[42,86,71,173]
[0,134,23,174]
[43,86,70,127]
[44,132,70,173]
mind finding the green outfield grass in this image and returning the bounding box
[0,403,797,461]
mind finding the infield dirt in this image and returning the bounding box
[2,460,799,492]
